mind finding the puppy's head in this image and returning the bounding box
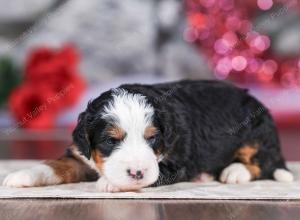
[73,89,163,190]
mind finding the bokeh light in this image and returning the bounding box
[185,0,300,85]
[232,56,247,71]
[257,0,273,10]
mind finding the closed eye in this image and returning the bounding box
[145,135,157,145]
[106,137,121,145]
[146,135,155,141]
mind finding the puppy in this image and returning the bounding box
[3,80,294,192]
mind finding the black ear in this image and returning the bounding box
[72,111,92,159]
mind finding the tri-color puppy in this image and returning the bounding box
[3,80,294,192]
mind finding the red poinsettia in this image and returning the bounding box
[9,45,85,129]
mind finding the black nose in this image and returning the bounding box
[127,169,144,180]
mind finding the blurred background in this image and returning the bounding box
[0,0,299,160]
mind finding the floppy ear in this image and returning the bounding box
[72,111,92,159]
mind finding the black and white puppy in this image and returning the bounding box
[3,80,294,192]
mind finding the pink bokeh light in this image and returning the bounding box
[232,56,247,71]
[257,0,273,10]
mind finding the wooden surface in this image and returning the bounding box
[0,199,300,220]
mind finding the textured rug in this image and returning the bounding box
[0,160,300,200]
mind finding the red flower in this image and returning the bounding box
[25,45,84,106]
[9,83,58,129]
[9,45,85,129]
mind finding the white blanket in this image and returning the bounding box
[1,160,300,200]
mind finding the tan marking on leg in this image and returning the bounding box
[235,144,258,164]
[144,126,157,139]
[45,159,80,183]
[235,144,261,179]
[92,149,104,173]
[245,164,261,179]
[45,147,99,184]
[107,126,125,140]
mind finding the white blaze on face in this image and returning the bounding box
[101,89,159,190]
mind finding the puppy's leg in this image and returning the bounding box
[3,146,99,187]
[96,176,121,193]
[3,163,61,187]
[253,146,293,182]
[220,144,294,184]
[220,144,260,184]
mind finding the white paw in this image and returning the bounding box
[96,177,121,193]
[273,169,294,182]
[2,165,60,188]
[3,170,39,187]
[220,163,251,184]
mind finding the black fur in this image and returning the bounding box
[73,80,288,186]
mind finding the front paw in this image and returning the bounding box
[96,177,121,193]
[3,164,60,188]
[3,170,38,187]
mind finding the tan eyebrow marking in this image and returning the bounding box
[144,126,157,139]
[107,126,125,140]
